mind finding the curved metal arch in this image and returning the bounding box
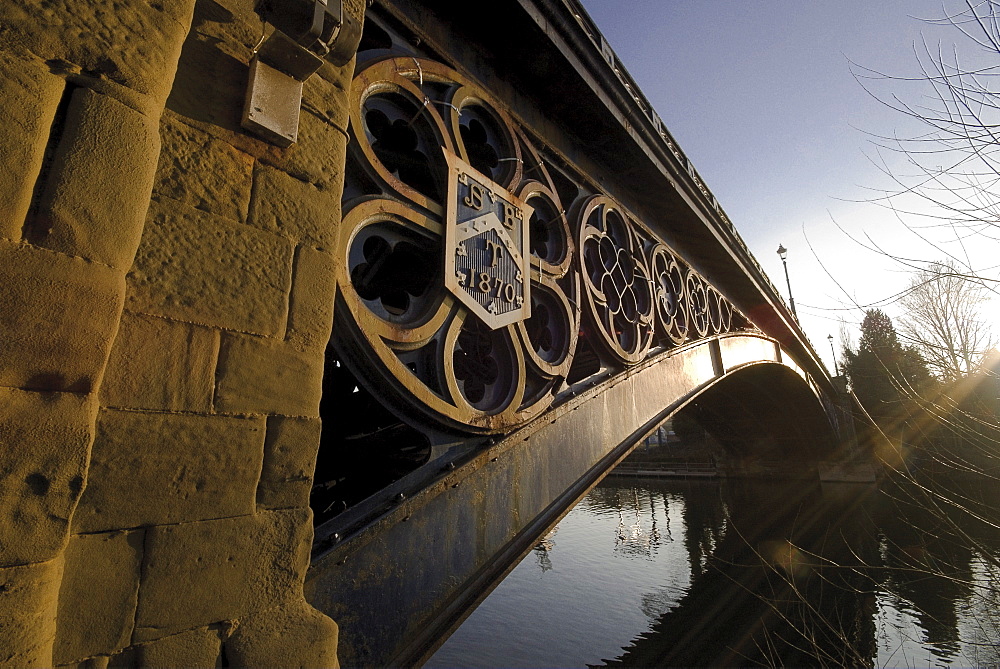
[308,333,844,668]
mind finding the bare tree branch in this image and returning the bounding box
[899,259,997,380]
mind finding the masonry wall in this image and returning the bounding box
[0,0,360,665]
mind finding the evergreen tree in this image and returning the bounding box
[843,309,932,421]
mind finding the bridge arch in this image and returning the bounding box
[684,359,838,463]
[304,5,861,667]
[306,333,843,667]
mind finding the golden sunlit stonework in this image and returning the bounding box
[0,0,364,664]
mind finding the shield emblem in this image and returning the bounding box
[444,150,532,329]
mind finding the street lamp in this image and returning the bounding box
[776,244,796,317]
[827,334,838,376]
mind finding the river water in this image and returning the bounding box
[427,474,1000,668]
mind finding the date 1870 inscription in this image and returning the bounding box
[444,150,532,329]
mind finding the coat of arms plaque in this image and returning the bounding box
[444,149,532,329]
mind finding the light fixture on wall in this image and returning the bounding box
[242,0,363,147]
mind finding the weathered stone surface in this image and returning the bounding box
[129,626,223,668]
[53,531,143,664]
[286,246,337,349]
[271,101,348,190]
[0,0,195,104]
[259,69,352,189]
[73,409,264,533]
[304,65,352,126]
[0,51,63,242]
[258,417,322,510]
[214,334,324,417]
[57,656,109,669]
[133,509,313,641]
[189,0,262,59]
[126,198,294,337]
[0,557,63,668]
[226,599,338,669]
[0,388,95,565]
[164,33,247,138]
[27,87,160,270]
[162,23,355,183]
[155,113,253,223]
[100,312,218,413]
[248,165,339,246]
[0,239,125,394]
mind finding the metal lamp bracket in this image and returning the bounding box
[241,0,362,147]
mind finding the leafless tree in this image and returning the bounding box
[849,1,1000,299]
[898,259,996,380]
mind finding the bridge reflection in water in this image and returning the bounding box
[428,474,1000,668]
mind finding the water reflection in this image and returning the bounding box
[602,478,879,667]
[872,475,1000,667]
[427,474,1000,668]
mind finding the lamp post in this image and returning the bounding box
[827,334,838,376]
[776,244,796,317]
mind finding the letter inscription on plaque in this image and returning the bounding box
[444,150,532,329]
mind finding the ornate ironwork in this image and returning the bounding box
[578,195,655,364]
[335,55,753,435]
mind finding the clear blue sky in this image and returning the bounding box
[580,0,993,371]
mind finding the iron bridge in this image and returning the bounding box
[305,1,859,665]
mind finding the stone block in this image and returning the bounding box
[126,198,294,337]
[0,51,64,242]
[258,417,322,509]
[0,0,195,104]
[133,509,313,640]
[100,312,218,413]
[27,87,160,270]
[188,0,263,60]
[267,93,347,190]
[285,246,337,349]
[305,63,352,126]
[130,626,223,668]
[0,557,63,669]
[161,17,355,177]
[214,334,324,417]
[73,409,264,533]
[0,388,95,565]
[225,599,338,669]
[155,113,253,223]
[0,239,125,394]
[53,531,143,664]
[164,34,248,137]
[163,0,269,135]
[248,165,339,246]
